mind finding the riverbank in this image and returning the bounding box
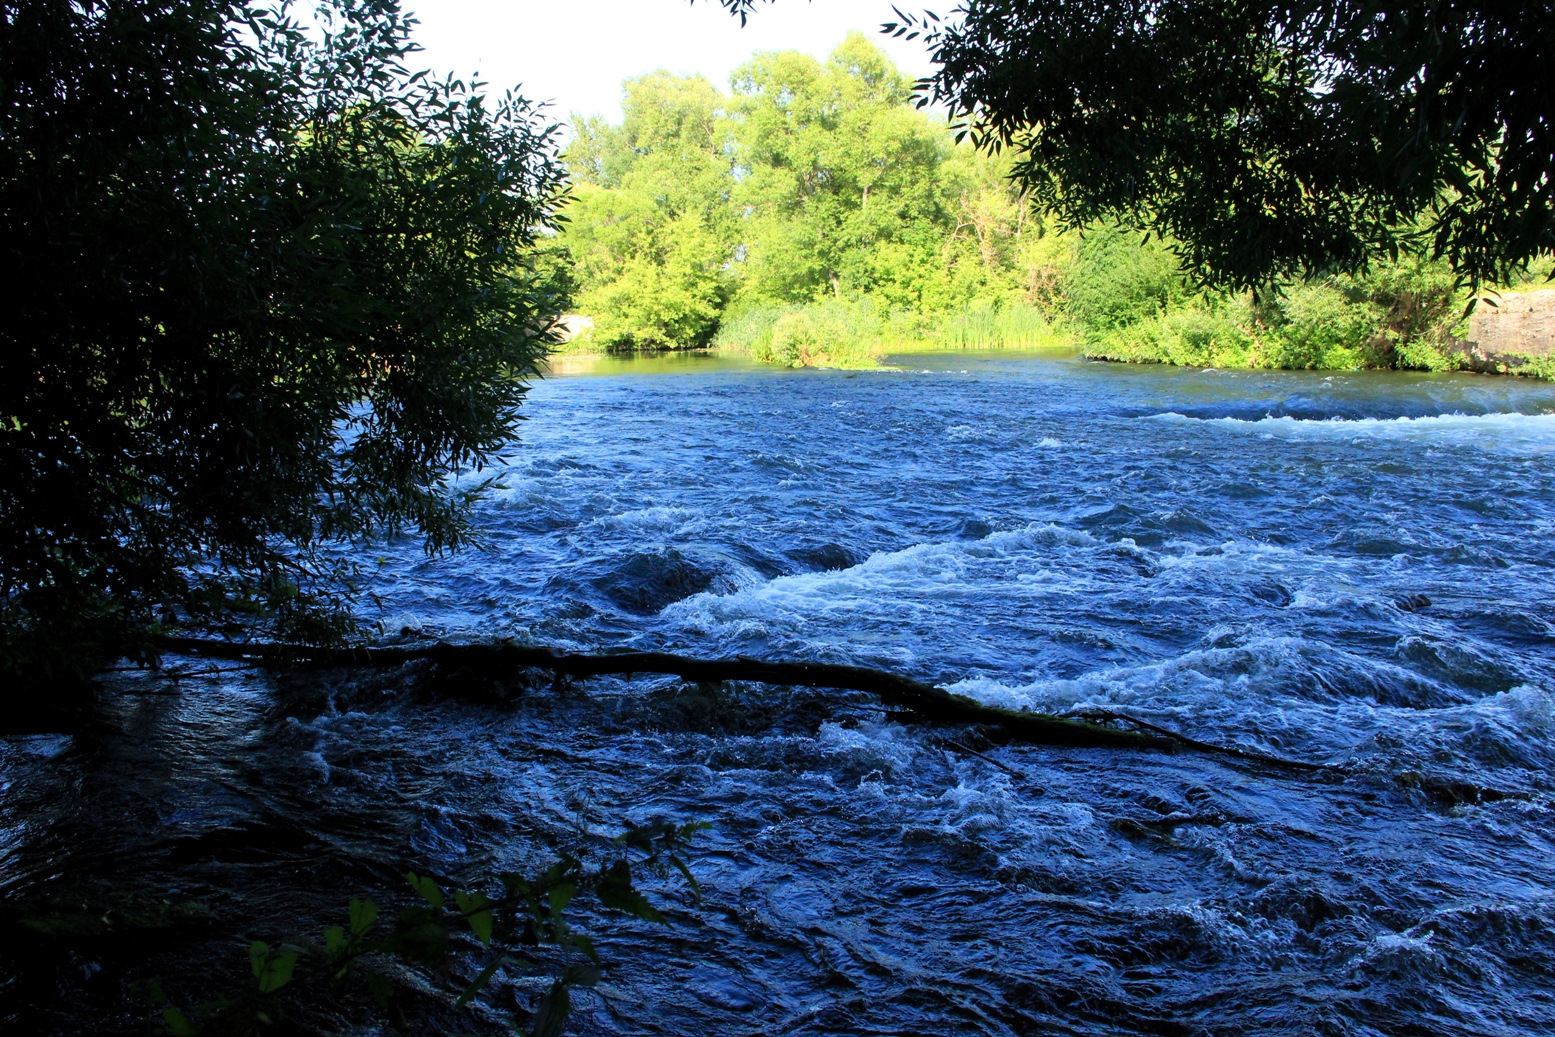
[552,297,1077,371]
[1083,286,1555,380]
[551,331,1555,378]
[553,281,1555,377]
[1083,325,1555,379]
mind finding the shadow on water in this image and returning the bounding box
[5,351,1555,1035]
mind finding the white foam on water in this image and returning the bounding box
[1363,682,1555,772]
[663,522,1107,637]
[815,720,919,777]
[944,634,1354,712]
[939,631,1551,769]
[591,505,701,533]
[0,735,74,762]
[380,611,425,634]
[300,750,331,784]
[1359,928,1440,965]
[1155,538,1300,568]
[1148,410,1555,452]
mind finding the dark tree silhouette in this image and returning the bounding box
[0,0,568,691]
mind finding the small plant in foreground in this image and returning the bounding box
[143,821,707,1036]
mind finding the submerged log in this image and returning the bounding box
[153,636,1330,769]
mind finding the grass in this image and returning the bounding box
[712,297,1074,368]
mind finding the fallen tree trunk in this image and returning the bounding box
[153,636,1330,770]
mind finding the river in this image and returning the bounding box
[4,350,1554,1035]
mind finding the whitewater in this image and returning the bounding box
[3,350,1553,1035]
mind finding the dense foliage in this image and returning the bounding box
[562,72,736,349]
[0,0,567,690]
[720,0,1555,292]
[557,33,1070,362]
[558,33,1528,373]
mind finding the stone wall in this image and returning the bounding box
[1466,288,1555,359]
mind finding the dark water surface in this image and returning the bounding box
[5,351,1555,1035]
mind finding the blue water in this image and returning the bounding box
[4,351,1555,1035]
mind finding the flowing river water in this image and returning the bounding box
[4,350,1555,1035]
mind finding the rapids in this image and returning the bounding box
[4,350,1554,1035]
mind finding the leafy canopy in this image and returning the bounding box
[560,72,736,349]
[0,0,567,687]
[715,0,1555,291]
[561,33,1034,354]
[730,33,953,307]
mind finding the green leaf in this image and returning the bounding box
[365,971,394,1008]
[669,855,703,902]
[613,823,657,853]
[248,941,269,979]
[595,860,664,923]
[324,925,345,957]
[547,881,576,917]
[387,909,449,961]
[407,872,445,910]
[250,944,298,994]
[349,897,378,936]
[454,889,494,947]
[562,963,602,988]
[528,979,572,1037]
[162,1006,199,1037]
[454,954,517,1009]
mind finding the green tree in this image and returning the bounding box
[897,0,1555,291]
[730,32,952,308]
[562,72,735,349]
[0,0,568,697]
[715,1,1554,291]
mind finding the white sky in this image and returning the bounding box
[405,0,938,125]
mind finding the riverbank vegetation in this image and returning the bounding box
[554,33,1551,374]
[550,34,1079,368]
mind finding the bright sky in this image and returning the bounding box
[405,0,938,125]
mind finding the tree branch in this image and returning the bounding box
[153,636,1332,769]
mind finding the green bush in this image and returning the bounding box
[768,311,817,366]
[1263,281,1379,368]
[1064,226,1191,332]
[717,299,885,368]
[1087,303,1255,368]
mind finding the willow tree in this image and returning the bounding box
[0,0,568,694]
[716,0,1554,291]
